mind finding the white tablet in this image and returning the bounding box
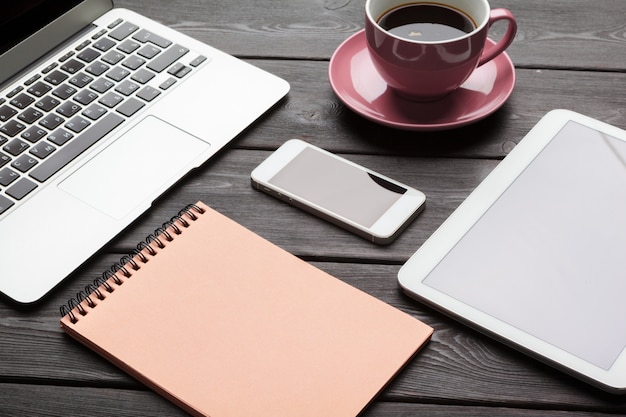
[399,109,626,393]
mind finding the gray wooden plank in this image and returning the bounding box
[234,61,626,160]
[0,384,619,417]
[2,258,626,412]
[0,384,185,417]
[114,0,626,71]
[103,149,499,261]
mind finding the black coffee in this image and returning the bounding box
[378,3,475,42]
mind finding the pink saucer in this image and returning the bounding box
[328,30,516,131]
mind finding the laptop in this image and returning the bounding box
[0,0,290,305]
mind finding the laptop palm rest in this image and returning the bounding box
[59,116,210,219]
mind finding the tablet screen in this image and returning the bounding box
[423,121,626,370]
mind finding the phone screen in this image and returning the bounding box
[268,146,407,228]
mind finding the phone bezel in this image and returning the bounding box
[398,109,626,393]
[251,139,425,244]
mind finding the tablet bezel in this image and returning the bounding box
[398,109,626,393]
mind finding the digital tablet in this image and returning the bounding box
[399,109,626,393]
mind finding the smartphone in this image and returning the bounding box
[251,139,426,244]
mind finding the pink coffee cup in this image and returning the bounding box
[365,0,517,101]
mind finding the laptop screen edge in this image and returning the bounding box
[0,0,114,86]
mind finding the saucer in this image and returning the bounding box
[328,30,516,131]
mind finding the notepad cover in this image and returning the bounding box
[61,201,432,417]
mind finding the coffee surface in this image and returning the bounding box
[378,4,475,42]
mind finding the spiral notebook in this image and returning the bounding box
[60,201,433,417]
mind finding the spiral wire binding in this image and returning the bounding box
[59,204,206,323]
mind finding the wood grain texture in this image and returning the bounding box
[104,149,499,261]
[185,60,626,160]
[3,0,626,415]
[3,259,626,412]
[114,0,626,71]
[1,384,620,417]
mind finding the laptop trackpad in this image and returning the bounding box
[59,116,210,219]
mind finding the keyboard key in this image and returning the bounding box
[73,90,98,106]
[118,39,141,54]
[10,93,36,110]
[75,40,91,51]
[131,68,155,84]
[41,63,58,74]
[35,96,61,112]
[11,154,39,172]
[30,113,123,182]
[27,81,52,97]
[93,37,116,52]
[0,136,6,146]
[82,104,108,120]
[0,105,18,121]
[24,74,42,86]
[92,29,107,40]
[65,116,91,133]
[147,44,189,73]
[77,48,101,63]
[48,129,73,146]
[132,29,172,48]
[115,80,140,96]
[109,22,139,41]
[106,67,131,82]
[39,113,64,130]
[44,70,69,85]
[3,138,29,156]
[0,152,11,168]
[69,73,94,88]
[116,97,145,117]
[52,84,78,100]
[18,108,44,124]
[159,77,177,90]
[90,78,115,93]
[108,18,123,29]
[6,177,37,200]
[0,195,14,215]
[59,51,76,62]
[136,86,161,102]
[167,63,185,75]
[0,167,19,186]
[60,59,85,74]
[189,55,208,67]
[30,141,56,159]
[137,45,160,59]
[85,61,110,76]
[174,66,191,78]
[122,56,146,70]
[1,121,27,138]
[21,126,46,143]
[6,86,24,98]
[56,101,82,117]
[99,92,124,108]
[102,50,125,65]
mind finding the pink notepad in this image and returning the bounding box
[61,201,433,417]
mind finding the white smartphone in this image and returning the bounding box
[251,139,426,244]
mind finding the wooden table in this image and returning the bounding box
[3,0,626,415]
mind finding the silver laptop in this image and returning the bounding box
[0,0,290,305]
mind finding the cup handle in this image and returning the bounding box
[478,8,517,67]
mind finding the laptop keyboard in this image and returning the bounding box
[0,18,208,217]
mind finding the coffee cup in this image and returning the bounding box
[365,0,517,101]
